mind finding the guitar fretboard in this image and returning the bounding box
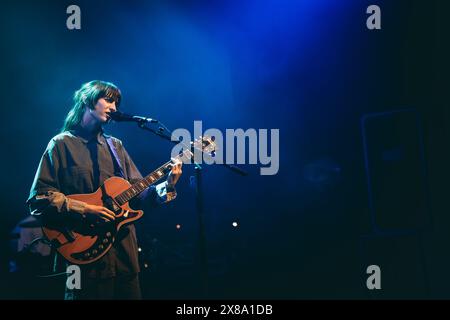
[114,149,191,205]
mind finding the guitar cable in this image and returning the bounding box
[19,236,70,278]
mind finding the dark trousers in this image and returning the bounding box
[65,273,141,300]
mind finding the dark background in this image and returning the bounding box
[0,0,449,299]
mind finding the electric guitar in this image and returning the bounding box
[42,136,216,265]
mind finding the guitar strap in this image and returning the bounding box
[105,136,126,179]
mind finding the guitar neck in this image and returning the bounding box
[114,150,191,205]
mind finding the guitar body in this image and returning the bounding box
[42,176,143,265]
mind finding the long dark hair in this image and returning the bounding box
[61,80,121,132]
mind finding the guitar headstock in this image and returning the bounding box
[191,135,217,155]
[175,135,217,164]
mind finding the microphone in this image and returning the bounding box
[109,111,158,123]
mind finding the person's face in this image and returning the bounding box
[91,97,117,123]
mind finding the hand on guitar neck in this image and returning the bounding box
[166,158,183,188]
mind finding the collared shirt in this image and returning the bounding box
[27,127,176,278]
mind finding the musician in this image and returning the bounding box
[26,80,183,299]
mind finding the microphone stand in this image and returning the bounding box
[133,119,248,298]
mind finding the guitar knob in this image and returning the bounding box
[85,253,90,258]
[99,245,104,250]
[103,238,109,243]
[92,250,98,255]
[106,232,111,237]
